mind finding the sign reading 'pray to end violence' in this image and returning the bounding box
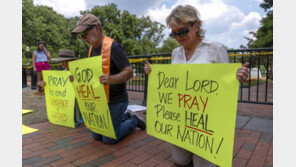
[147,63,241,167]
[69,56,116,139]
[43,70,75,128]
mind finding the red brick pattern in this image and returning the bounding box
[23,122,273,167]
[23,91,273,166]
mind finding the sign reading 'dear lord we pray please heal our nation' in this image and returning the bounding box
[69,56,116,139]
[147,63,241,167]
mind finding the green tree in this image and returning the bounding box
[158,38,179,53]
[260,0,273,11]
[243,0,273,79]
[22,2,165,65]
[82,3,165,55]
[22,0,78,61]
[245,0,273,48]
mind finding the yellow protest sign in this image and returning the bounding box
[147,63,241,167]
[43,70,75,128]
[69,56,116,139]
[22,109,33,114]
[22,125,38,135]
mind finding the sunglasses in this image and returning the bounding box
[80,25,95,37]
[169,26,193,38]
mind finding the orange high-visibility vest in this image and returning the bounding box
[88,36,114,102]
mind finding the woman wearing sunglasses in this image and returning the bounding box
[144,5,249,167]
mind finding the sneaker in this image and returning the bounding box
[130,114,146,130]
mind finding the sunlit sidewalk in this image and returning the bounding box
[22,108,272,167]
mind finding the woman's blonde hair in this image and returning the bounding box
[166,5,205,39]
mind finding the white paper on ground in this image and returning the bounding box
[127,105,147,112]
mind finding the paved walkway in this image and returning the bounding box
[23,91,273,167]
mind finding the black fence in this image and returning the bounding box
[22,48,273,105]
[22,63,62,89]
[127,48,273,105]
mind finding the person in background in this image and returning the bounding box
[71,14,146,144]
[32,41,51,93]
[39,49,83,126]
[144,5,249,167]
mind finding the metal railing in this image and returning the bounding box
[127,48,273,105]
[22,48,273,105]
[22,63,62,89]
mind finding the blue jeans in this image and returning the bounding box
[91,100,137,144]
[74,100,84,126]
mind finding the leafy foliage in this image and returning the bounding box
[22,1,165,65]
[82,4,165,55]
[260,0,273,11]
[245,0,273,48]
[22,0,72,59]
[158,38,180,53]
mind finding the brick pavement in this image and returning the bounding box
[23,90,273,167]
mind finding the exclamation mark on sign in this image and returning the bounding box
[215,137,224,156]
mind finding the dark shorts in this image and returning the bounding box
[35,62,50,72]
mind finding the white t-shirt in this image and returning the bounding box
[171,39,230,64]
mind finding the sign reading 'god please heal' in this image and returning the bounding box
[43,70,75,128]
[147,63,240,167]
[69,56,116,139]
